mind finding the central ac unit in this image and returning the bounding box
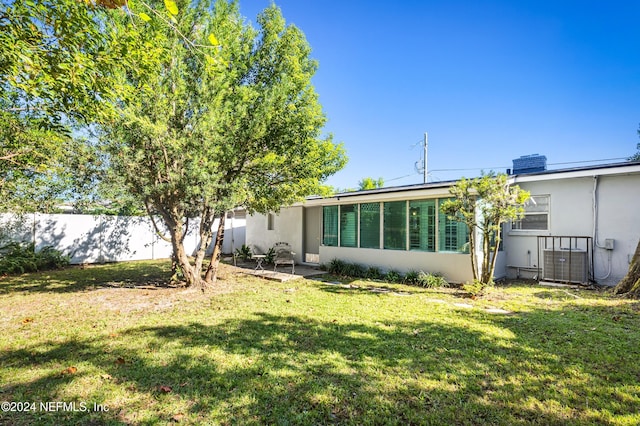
[543,249,588,283]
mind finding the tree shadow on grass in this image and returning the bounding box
[0,260,173,294]
[2,305,639,425]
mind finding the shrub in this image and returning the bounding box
[0,242,70,275]
[384,269,403,283]
[365,266,382,280]
[235,244,252,261]
[344,263,366,278]
[403,270,420,285]
[462,280,487,297]
[417,271,449,288]
[264,247,276,264]
[328,258,347,275]
[37,246,71,270]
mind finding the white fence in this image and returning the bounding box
[0,213,245,264]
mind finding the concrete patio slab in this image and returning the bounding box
[229,261,327,283]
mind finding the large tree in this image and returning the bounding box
[440,173,530,286]
[614,239,640,297]
[102,0,345,288]
[614,126,640,297]
[0,0,118,211]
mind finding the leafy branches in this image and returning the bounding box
[441,173,530,285]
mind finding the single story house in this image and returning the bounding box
[246,160,640,285]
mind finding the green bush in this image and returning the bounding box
[384,269,403,283]
[365,266,382,280]
[264,247,276,265]
[0,242,70,275]
[234,244,252,261]
[327,258,347,275]
[403,270,420,285]
[344,263,366,278]
[462,280,486,297]
[417,271,449,288]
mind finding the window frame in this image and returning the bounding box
[383,200,407,251]
[511,194,550,231]
[359,202,381,249]
[409,199,436,252]
[339,204,358,247]
[322,205,339,246]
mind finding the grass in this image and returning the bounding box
[1,260,639,425]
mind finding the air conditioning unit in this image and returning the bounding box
[543,249,588,283]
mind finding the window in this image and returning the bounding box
[322,206,338,246]
[438,200,469,253]
[384,201,406,250]
[360,203,380,249]
[267,212,275,231]
[512,195,549,230]
[340,204,357,247]
[409,200,436,251]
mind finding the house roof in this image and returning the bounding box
[509,160,640,183]
[306,160,640,205]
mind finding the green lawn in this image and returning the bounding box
[1,260,639,425]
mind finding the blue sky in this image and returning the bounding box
[239,0,640,189]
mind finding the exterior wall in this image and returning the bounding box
[0,213,244,264]
[244,164,640,286]
[493,251,508,280]
[318,246,474,283]
[245,207,304,263]
[504,173,640,285]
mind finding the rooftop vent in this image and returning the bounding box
[512,154,547,175]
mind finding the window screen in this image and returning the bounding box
[384,201,407,250]
[512,195,549,230]
[340,204,357,247]
[322,205,338,246]
[438,200,469,253]
[409,199,436,251]
[360,203,380,249]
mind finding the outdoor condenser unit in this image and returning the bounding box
[543,249,588,284]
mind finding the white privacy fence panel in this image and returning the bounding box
[0,213,245,264]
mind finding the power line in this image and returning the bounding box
[381,156,631,185]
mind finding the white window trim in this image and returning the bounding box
[510,194,550,233]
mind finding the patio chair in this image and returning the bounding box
[273,242,295,274]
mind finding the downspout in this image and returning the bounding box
[592,176,612,280]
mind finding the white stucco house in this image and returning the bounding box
[245,160,640,286]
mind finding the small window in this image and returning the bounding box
[438,199,469,253]
[340,204,357,247]
[360,203,380,249]
[409,199,436,252]
[512,195,549,231]
[267,212,275,231]
[322,206,338,246]
[383,201,407,250]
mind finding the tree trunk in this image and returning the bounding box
[204,212,226,284]
[160,209,203,288]
[485,226,502,285]
[614,239,640,297]
[171,230,203,288]
[191,207,216,290]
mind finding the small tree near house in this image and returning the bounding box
[440,173,530,287]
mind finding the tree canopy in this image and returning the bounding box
[358,177,384,190]
[101,0,346,287]
[0,0,118,211]
[441,173,530,286]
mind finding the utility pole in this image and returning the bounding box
[423,132,428,183]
